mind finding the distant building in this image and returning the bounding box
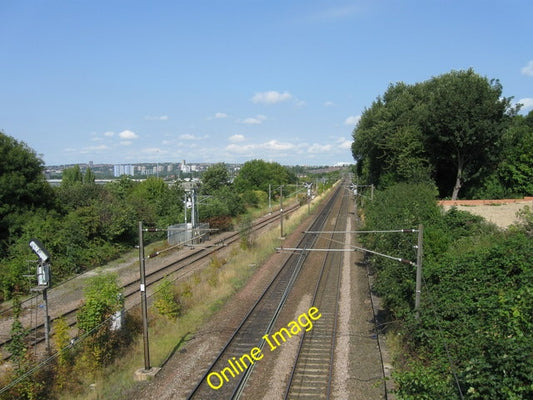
[180,160,191,173]
[113,164,134,177]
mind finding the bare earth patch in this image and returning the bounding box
[439,198,533,229]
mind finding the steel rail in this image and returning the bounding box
[185,184,342,399]
[283,180,348,399]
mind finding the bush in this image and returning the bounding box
[154,277,181,320]
[76,273,124,371]
[361,183,533,399]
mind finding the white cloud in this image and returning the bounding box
[262,140,294,151]
[308,143,333,153]
[119,130,139,139]
[241,115,267,124]
[103,131,115,137]
[145,115,169,121]
[226,143,256,153]
[229,134,245,143]
[179,133,208,140]
[344,115,361,126]
[207,112,228,120]
[251,91,292,104]
[521,60,533,76]
[518,97,533,111]
[336,137,352,149]
[225,139,295,154]
[120,141,133,146]
[324,101,335,107]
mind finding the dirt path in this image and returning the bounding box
[439,198,533,229]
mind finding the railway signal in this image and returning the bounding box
[28,238,52,352]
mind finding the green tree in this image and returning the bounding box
[0,132,54,255]
[424,69,516,199]
[200,163,230,194]
[61,165,83,187]
[351,69,517,199]
[495,112,533,196]
[352,82,432,186]
[234,159,297,194]
[83,167,96,184]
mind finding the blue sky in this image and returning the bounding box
[1,1,532,166]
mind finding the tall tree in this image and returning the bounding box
[234,159,296,194]
[61,165,83,187]
[352,82,432,185]
[200,163,230,194]
[352,69,517,199]
[424,69,515,199]
[83,167,96,184]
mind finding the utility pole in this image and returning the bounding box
[138,222,151,371]
[279,185,284,238]
[184,192,189,225]
[191,188,196,229]
[415,224,423,319]
[268,184,272,214]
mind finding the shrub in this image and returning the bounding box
[154,277,181,320]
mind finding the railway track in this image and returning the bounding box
[283,182,349,399]
[0,201,302,358]
[185,181,344,399]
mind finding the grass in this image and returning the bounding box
[55,189,330,399]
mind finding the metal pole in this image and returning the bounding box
[42,288,50,353]
[415,224,423,319]
[280,185,284,238]
[191,189,196,229]
[269,184,272,214]
[184,193,188,225]
[307,188,310,215]
[138,221,151,371]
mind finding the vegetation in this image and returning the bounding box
[351,68,532,200]
[358,183,533,399]
[0,175,331,400]
[352,68,533,398]
[0,135,316,302]
[76,273,128,373]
